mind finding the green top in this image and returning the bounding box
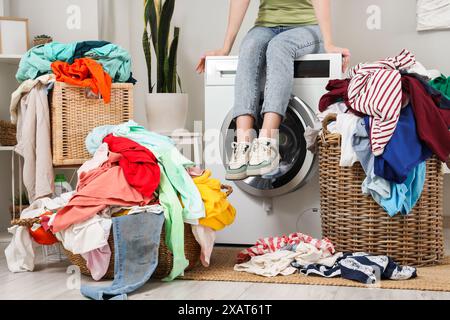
[255,0,318,27]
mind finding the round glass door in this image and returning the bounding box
[220,96,318,197]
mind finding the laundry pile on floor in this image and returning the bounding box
[307,49,450,216]
[9,41,136,204]
[5,120,236,300]
[234,233,417,284]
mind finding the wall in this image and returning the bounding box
[9,0,99,43]
[127,0,450,216]
[1,0,448,231]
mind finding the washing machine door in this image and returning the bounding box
[220,96,317,198]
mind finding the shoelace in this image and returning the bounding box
[250,139,272,163]
[230,142,249,164]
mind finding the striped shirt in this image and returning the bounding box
[347,49,416,156]
[236,232,335,264]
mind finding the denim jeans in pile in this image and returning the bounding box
[233,25,324,120]
[80,211,164,300]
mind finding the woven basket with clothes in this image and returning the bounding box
[318,113,444,267]
[10,184,233,279]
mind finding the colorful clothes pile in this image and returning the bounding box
[314,49,450,217]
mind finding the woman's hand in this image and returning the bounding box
[324,43,351,73]
[196,48,230,74]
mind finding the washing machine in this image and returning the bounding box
[204,54,342,245]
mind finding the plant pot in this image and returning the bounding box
[145,93,188,133]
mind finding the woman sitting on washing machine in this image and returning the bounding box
[197,0,350,180]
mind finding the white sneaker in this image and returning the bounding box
[225,141,251,180]
[247,137,280,176]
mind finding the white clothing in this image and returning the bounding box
[191,225,216,267]
[335,113,361,167]
[56,215,112,255]
[10,74,55,124]
[5,225,35,272]
[15,84,54,201]
[234,242,343,278]
[406,61,442,80]
[234,250,298,277]
[20,191,74,219]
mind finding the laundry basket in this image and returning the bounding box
[51,82,133,166]
[11,184,234,279]
[318,114,444,267]
[0,120,17,146]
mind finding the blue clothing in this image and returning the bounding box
[81,211,164,300]
[233,25,324,120]
[84,43,133,83]
[377,162,426,217]
[69,40,110,63]
[365,104,432,184]
[352,118,426,217]
[295,252,417,284]
[16,42,77,82]
[352,119,391,199]
[16,41,134,84]
[86,121,205,281]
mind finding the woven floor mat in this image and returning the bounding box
[181,248,450,292]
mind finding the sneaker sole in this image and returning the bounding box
[247,155,280,176]
[225,170,249,181]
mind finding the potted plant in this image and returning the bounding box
[143,0,187,133]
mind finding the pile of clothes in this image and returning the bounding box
[308,49,450,216]
[9,41,136,204]
[234,233,417,284]
[5,120,236,300]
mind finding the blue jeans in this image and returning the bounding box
[80,211,164,300]
[233,25,324,120]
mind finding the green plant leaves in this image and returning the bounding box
[143,0,181,94]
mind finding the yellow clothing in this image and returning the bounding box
[111,209,130,217]
[193,170,236,231]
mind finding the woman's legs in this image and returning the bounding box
[247,25,324,176]
[262,25,324,120]
[232,27,275,142]
[226,27,275,180]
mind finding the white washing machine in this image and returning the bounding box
[204,54,342,245]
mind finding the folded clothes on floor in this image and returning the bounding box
[81,211,164,300]
[234,243,343,278]
[237,232,335,264]
[51,58,112,103]
[297,252,417,284]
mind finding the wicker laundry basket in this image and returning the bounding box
[51,82,134,166]
[318,114,444,267]
[0,120,17,146]
[11,185,234,279]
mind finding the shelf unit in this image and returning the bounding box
[0,54,22,65]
